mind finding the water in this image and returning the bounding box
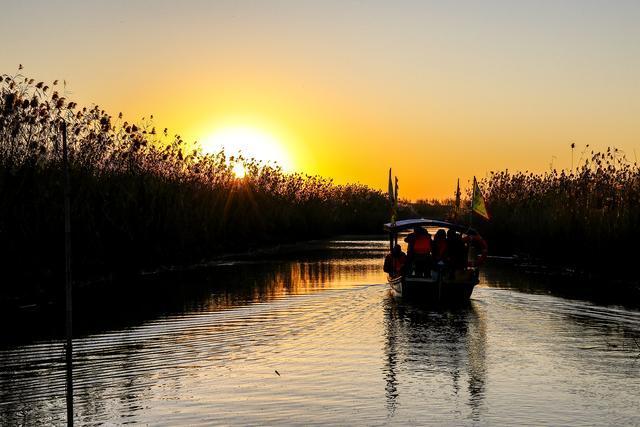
[1,239,639,425]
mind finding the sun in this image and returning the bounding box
[231,162,246,178]
[200,126,293,172]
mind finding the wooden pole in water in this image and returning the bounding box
[62,121,74,427]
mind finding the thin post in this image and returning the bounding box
[455,178,461,221]
[468,178,475,229]
[62,121,73,427]
[571,142,575,172]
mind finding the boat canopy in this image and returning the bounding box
[383,218,480,236]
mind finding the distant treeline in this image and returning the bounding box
[0,72,396,299]
[479,150,640,280]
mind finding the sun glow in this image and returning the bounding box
[232,162,246,178]
[200,126,293,171]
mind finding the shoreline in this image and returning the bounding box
[0,235,388,313]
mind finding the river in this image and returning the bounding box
[1,239,639,425]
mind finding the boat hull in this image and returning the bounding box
[388,269,478,304]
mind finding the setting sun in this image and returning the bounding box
[231,162,246,178]
[200,126,293,172]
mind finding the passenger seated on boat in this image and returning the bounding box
[383,244,407,276]
[463,234,488,267]
[404,226,432,277]
[446,229,466,270]
[432,229,448,263]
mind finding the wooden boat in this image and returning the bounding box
[384,219,487,304]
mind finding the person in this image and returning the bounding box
[432,229,448,263]
[383,244,407,276]
[463,233,488,267]
[446,229,466,271]
[404,226,432,277]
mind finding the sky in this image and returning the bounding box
[2,0,639,199]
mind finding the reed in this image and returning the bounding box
[479,150,640,278]
[412,198,455,220]
[0,71,389,295]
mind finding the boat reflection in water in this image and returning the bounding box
[2,239,640,425]
[383,297,487,422]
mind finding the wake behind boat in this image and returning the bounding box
[383,218,487,304]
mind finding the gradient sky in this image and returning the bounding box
[2,0,639,199]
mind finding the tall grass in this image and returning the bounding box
[0,71,389,295]
[412,198,456,220]
[480,149,640,278]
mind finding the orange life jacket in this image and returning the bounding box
[413,234,432,255]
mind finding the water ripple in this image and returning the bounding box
[1,241,639,425]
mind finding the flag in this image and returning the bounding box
[388,168,394,205]
[448,178,461,221]
[388,168,396,223]
[471,177,490,220]
[394,176,399,209]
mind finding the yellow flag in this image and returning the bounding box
[472,177,490,220]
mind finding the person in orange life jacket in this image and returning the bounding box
[383,244,407,276]
[404,226,432,277]
[432,229,448,263]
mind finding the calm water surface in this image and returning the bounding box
[1,240,639,425]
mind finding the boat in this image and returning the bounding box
[384,218,487,304]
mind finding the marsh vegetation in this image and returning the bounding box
[2,69,638,300]
[480,150,640,280]
[0,72,389,299]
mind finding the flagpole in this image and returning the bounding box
[469,177,475,229]
[388,168,394,251]
[455,178,461,222]
[394,175,398,221]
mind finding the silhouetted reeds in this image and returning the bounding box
[0,71,389,297]
[479,150,640,279]
[412,198,455,220]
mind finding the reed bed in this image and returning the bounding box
[480,151,640,278]
[0,71,389,295]
[412,198,455,220]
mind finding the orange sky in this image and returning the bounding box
[2,1,639,199]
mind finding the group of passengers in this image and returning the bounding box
[383,227,468,277]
